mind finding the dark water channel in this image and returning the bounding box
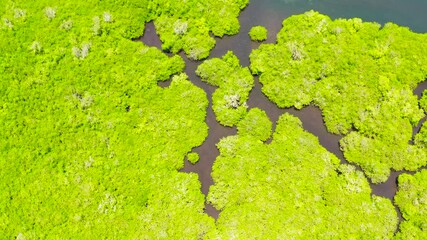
[137,0,427,227]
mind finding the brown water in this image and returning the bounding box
[137,0,427,225]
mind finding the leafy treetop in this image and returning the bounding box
[394,170,427,239]
[208,112,398,239]
[196,51,254,126]
[249,25,268,42]
[250,10,427,183]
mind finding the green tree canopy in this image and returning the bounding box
[250,10,427,183]
[207,113,397,239]
[395,170,427,239]
[249,25,268,41]
[196,51,254,126]
[0,1,216,237]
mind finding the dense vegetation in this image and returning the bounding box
[395,170,427,239]
[208,111,397,238]
[196,51,254,126]
[0,0,248,60]
[2,0,427,238]
[0,1,218,238]
[154,0,249,59]
[250,11,427,183]
[249,26,268,41]
[195,52,399,237]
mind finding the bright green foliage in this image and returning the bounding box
[250,11,427,183]
[340,86,427,183]
[153,0,249,59]
[0,1,151,39]
[187,152,200,164]
[155,15,215,60]
[250,10,427,132]
[207,113,397,239]
[196,51,254,126]
[249,25,268,41]
[420,90,427,113]
[0,2,215,238]
[394,170,427,239]
[237,108,272,141]
[415,122,427,149]
[0,0,248,60]
[2,1,425,237]
[340,132,427,183]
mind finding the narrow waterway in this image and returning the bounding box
[137,0,427,226]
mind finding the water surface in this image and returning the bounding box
[139,0,427,222]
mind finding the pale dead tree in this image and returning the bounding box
[72,42,92,60]
[188,48,203,60]
[140,46,149,54]
[288,41,304,61]
[173,19,188,35]
[16,233,26,240]
[81,43,91,59]
[60,20,73,31]
[332,27,343,35]
[103,12,113,23]
[80,92,93,109]
[85,156,94,168]
[30,41,42,54]
[14,9,26,19]
[3,18,13,28]
[97,193,117,214]
[292,48,302,61]
[72,46,81,58]
[92,16,101,35]
[225,94,240,108]
[315,19,328,33]
[44,7,56,20]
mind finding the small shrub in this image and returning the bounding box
[249,26,267,41]
[187,152,200,164]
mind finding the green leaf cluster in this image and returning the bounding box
[196,51,254,126]
[395,170,427,239]
[207,113,398,239]
[152,0,249,59]
[237,108,272,141]
[0,0,248,61]
[187,152,200,164]
[419,90,427,113]
[249,25,268,42]
[249,10,427,182]
[340,87,427,183]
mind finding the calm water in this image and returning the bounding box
[139,0,427,222]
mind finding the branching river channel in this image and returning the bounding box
[138,0,427,227]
